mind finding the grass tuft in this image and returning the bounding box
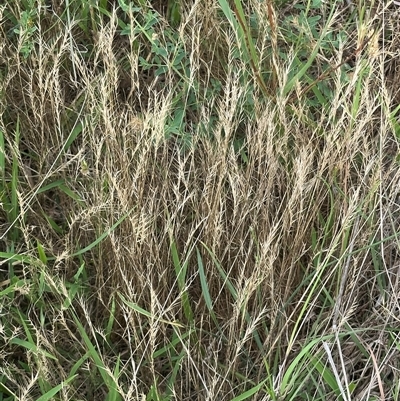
[1,0,400,399]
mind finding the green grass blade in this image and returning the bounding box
[59,183,85,204]
[69,351,90,377]
[35,375,77,401]
[118,293,184,328]
[218,0,240,33]
[200,241,237,299]
[200,242,263,349]
[36,240,47,264]
[10,118,20,236]
[230,378,267,401]
[0,128,5,177]
[280,334,335,394]
[152,329,191,359]
[106,296,116,343]
[36,179,65,194]
[70,209,134,257]
[63,120,83,153]
[72,311,122,401]
[0,251,41,266]
[283,11,334,97]
[10,338,57,361]
[165,348,186,399]
[196,247,219,327]
[308,352,341,397]
[170,240,194,322]
[0,279,26,296]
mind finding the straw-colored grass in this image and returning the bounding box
[1,0,400,400]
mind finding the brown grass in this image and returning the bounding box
[0,1,400,400]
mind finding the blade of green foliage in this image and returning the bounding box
[35,375,77,401]
[230,378,267,401]
[59,183,85,204]
[36,240,47,264]
[10,117,20,241]
[36,179,84,204]
[152,329,191,359]
[280,334,336,395]
[0,251,40,266]
[69,209,134,257]
[196,247,219,328]
[231,0,259,64]
[164,332,186,401]
[217,0,268,95]
[62,121,83,153]
[13,309,55,393]
[350,61,367,128]
[0,129,5,177]
[10,338,57,361]
[200,242,237,298]
[106,296,116,343]
[0,375,16,399]
[118,293,184,328]
[262,359,278,401]
[36,179,65,194]
[72,311,122,401]
[388,103,400,141]
[41,211,63,234]
[0,279,26,296]
[63,280,81,309]
[283,9,334,97]
[308,352,342,397]
[170,240,194,322]
[218,0,240,32]
[200,241,263,350]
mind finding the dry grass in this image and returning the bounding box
[1,0,400,400]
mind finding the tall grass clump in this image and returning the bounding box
[1,0,400,399]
